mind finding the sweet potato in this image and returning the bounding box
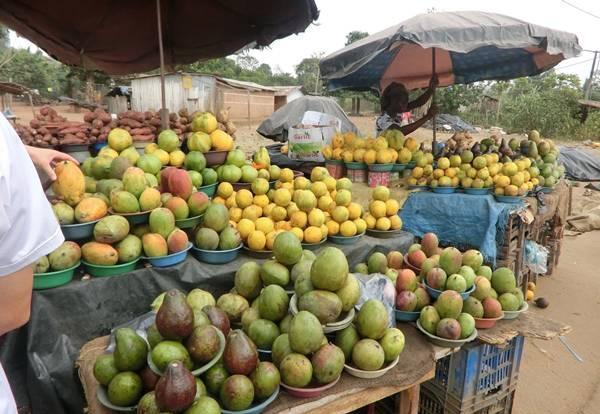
[130,127,152,135]
[132,134,155,142]
[99,113,112,124]
[83,112,96,122]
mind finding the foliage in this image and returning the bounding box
[296,56,322,93]
[345,31,369,46]
[435,83,487,114]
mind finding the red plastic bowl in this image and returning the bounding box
[474,314,504,329]
[280,375,340,398]
[403,256,421,273]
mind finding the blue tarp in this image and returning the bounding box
[400,192,522,264]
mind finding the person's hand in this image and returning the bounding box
[429,75,439,89]
[426,103,438,118]
[26,146,79,181]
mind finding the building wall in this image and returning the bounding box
[217,86,274,121]
[131,74,216,114]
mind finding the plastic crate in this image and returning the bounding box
[419,382,516,414]
[429,336,524,404]
[368,171,391,187]
[347,168,367,183]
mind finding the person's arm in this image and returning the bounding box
[400,104,437,135]
[407,76,439,110]
[0,266,33,335]
[25,146,78,180]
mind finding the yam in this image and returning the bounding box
[217,108,230,123]
[130,127,152,135]
[226,121,237,135]
[75,132,87,139]
[83,112,96,122]
[92,119,104,129]
[132,134,154,142]
[91,128,100,136]
[99,113,112,124]
[30,120,41,129]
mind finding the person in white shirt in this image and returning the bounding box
[0,113,77,413]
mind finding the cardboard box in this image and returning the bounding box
[287,111,340,162]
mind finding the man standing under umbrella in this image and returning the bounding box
[375,76,438,136]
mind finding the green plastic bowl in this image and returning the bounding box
[175,214,203,229]
[82,258,140,277]
[33,262,80,290]
[345,161,367,170]
[368,163,394,172]
[108,209,151,225]
[199,182,218,197]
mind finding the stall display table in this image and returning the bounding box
[0,233,413,414]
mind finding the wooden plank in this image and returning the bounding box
[397,384,420,414]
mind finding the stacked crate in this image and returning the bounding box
[496,213,528,290]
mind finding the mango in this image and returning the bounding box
[116,234,142,263]
[110,190,140,213]
[52,161,85,206]
[122,167,148,198]
[298,290,343,324]
[91,156,113,180]
[96,178,123,198]
[167,229,189,253]
[143,233,168,257]
[109,156,133,180]
[82,242,119,265]
[48,241,81,270]
[132,224,151,238]
[34,256,50,273]
[75,197,108,223]
[139,187,162,211]
[168,169,193,200]
[52,202,75,225]
[187,192,210,217]
[165,197,189,220]
[149,208,176,239]
[94,215,130,243]
[85,176,97,193]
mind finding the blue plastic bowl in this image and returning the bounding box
[301,238,327,251]
[424,281,476,300]
[199,182,218,197]
[328,232,364,245]
[175,214,203,229]
[221,385,280,414]
[541,186,554,193]
[395,308,421,322]
[431,186,457,194]
[392,163,407,172]
[464,188,492,195]
[408,185,429,191]
[61,220,99,240]
[494,195,525,204]
[191,243,242,264]
[109,209,151,225]
[143,243,192,267]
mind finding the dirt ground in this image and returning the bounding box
[12,103,600,413]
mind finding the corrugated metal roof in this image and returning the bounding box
[217,77,276,92]
[269,85,303,96]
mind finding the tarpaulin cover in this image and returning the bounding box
[320,11,581,91]
[257,96,359,142]
[400,192,520,263]
[0,0,318,75]
[0,234,413,414]
[434,113,477,132]
[558,146,600,181]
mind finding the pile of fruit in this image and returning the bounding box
[322,131,420,165]
[354,250,404,284]
[362,186,403,232]
[34,241,81,274]
[193,204,242,252]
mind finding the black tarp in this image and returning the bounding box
[0,234,413,413]
[558,146,600,181]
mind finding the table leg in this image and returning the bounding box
[397,384,420,414]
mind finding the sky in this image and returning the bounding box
[9,0,600,82]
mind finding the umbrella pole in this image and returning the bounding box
[156,0,169,130]
[431,47,437,155]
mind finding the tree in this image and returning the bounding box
[0,25,9,51]
[296,56,322,94]
[345,31,369,46]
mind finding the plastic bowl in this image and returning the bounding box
[242,245,274,259]
[142,243,192,267]
[175,214,203,229]
[424,280,476,300]
[33,262,79,290]
[191,243,242,264]
[199,182,218,197]
[60,220,99,240]
[325,159,343,165]
[474,314,504,329]
[541,186,554,193]
[365,228,403,239]
[344,355,399,379]
[368,163,394,172]
[416,320,478,348]
[108,209,151,225]
[289,294,355,333]
[301,237,327,251]
[221,385,280,414]
[280,375,340,398]
[464,188,492,195]
[494,195,525,204]
[393,163,407,172]
[257,348,272,362]
[96,386,137,412]
[394,308,421,322]
[328,232,364,245]
[269,180,277,189]
[83,258,139,277]
[408,185,429,191]
[148,326,225,376]
[431,186,458,194]
[204,150,228,166]
[232,182,252,191]
[344,161,367,170]
[402,256,421,273]
[503,302,529,320]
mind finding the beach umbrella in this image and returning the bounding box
[320,11,581,143]
[0,0,318,126]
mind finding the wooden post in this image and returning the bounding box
[247,90,251,132]
[431,48,437,155]
[156,0,169,130]
[397,385,420,414]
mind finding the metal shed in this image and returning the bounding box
[130,73,277,121]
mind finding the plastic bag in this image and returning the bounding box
[107,311,155,351]
[355,273,396,327]
[524,240,549,274]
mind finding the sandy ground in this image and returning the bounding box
[11,103,600,413]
